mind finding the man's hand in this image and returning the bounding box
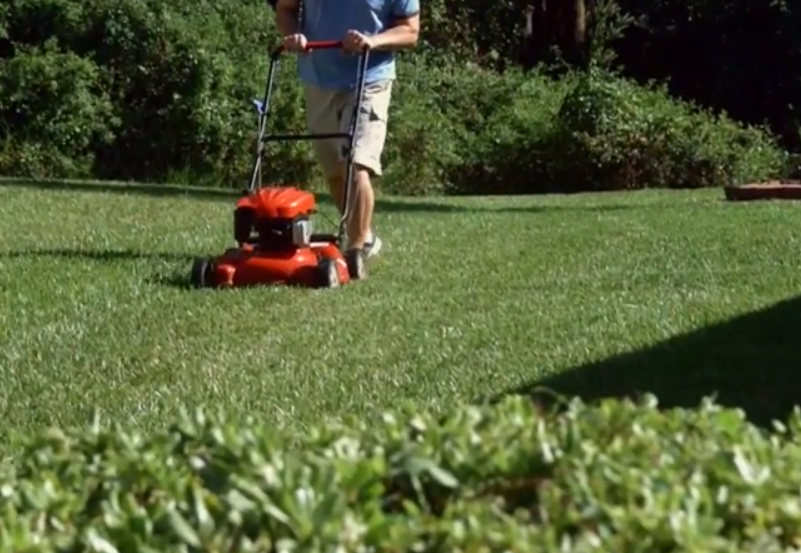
[345,13,419,52]
[342,30,375,53]
[282,33,308,53]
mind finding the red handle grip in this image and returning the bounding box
[272,40,343,58]
[304,40,343,50]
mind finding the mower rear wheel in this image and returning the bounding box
[345,248,366,280]
[316,257,340,288]
[190,257,215,288]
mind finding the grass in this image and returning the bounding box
[1,180,801,456]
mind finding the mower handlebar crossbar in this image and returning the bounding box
[247,38,371,244]
[270,40,343,60]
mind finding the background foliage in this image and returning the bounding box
[0,0,795,194]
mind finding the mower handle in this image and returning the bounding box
[254,38,370,244]
[271,40,346,59]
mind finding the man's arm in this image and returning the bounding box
[275,0,301,37]
[371,0,420,51]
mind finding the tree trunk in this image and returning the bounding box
[520,0,590,70]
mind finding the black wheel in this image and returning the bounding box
[344,248,367,280]
[316,256,340,288]
[190,257,215,288]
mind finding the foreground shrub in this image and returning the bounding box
[2,395,801,550]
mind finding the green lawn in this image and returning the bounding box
[1,181,800,455]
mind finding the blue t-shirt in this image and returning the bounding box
[297,0,420,90]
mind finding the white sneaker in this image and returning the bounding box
[363,232,382,258]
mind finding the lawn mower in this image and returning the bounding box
[189,41,370,289]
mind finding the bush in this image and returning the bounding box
[612,0,801,151]
[0,0,790,193]
[440,68,577,195]
[549,68,786,191]
[386,64,784,195]
[422,0,801,155]
[0,41,117,178]
[383,57,564,195]
[0,0,315,186]
[2,395,801,550]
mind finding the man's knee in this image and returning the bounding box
[351,156,381,178]
[343,81,392,176]
[349,117,387,176]
[352,164,374,185]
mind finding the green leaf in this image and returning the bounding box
[167,508,201,548]
[404,456,459,489]
[192,485,215,536]
[84,528,119,553]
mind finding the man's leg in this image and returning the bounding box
[304,84,347,207]
[322,154,380,254]
[340,80,393,255]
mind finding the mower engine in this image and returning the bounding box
[234,187,316,250]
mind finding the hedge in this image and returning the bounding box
[0,0,792,193]
[2,394,801,550]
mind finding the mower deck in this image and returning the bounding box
[191,240,359,289]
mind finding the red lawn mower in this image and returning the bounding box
[189,41,370,289]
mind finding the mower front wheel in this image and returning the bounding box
[316,257,340,288]
[190,257,216,288]
[345,248,367,280]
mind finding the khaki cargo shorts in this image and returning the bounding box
[304,79,392,177]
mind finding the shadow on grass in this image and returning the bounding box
[373,197,635,214]
[494,295,801,428]
[0,177,242,202]
[149,270,193,290]
[1,178,637,214]
[0,246,198,289]
[0,247,194,263]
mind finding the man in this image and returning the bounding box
[273,0,420,261]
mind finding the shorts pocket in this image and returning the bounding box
[362,80,392,122]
